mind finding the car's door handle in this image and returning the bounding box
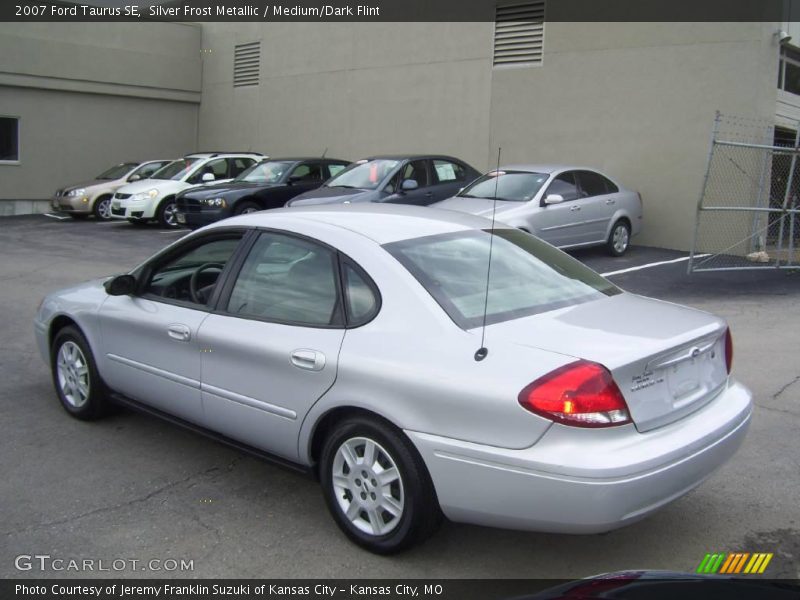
[291,349,326,371]
[606,198,616,205]
[570,205,581,211]
[167,324,191,342]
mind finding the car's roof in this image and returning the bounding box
[495,164,603,174]
[209,203,509,245]
[257,157,350,163]
[185,152,266,159]
[363,154,468,162]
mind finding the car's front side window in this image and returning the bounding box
[188,158,229,184]
[225,233,342,327]
[143,236,243,306]
[545,172,580,202]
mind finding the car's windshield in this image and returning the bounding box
[385,229,620,329]
[95,163,138,180]
[236,161,294,183]
[324,159,400,190]
[150,158,201,180]
[458,171,548,202]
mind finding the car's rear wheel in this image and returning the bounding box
[51,326,110,420]
[234,201,260,215]
[157,197,179,228]
[606,219,631,256]
[319,415,441,554]
[93,195,113,221]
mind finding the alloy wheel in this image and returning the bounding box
[331,437,405,536]
[56,341,90,408]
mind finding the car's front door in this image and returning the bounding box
[98,233,246,423]
[383,159,435,205]
[575,170,618,243]
[533,171,587,247]
[196,231,346,461]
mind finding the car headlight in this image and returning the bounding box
[67,188,86,197]
[134,189,159,201]
[201,197,227,208]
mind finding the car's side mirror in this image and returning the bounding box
[104,274,137,296]
[201,172,216,183]
[128,174,141,182]
[401,179,419,192]
[543,194,564,205]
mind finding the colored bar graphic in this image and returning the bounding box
[699,552,774,575]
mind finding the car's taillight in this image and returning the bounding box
[518,360,632,428]
[725,327,733,374]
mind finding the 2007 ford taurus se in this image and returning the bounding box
[34,205,752,554]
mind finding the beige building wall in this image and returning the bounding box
[198,19,780,251]
[0,22,202,203]
[198,22,494,170]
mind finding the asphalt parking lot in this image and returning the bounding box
[1,214,799,579]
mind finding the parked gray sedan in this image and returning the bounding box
[34,205,750,554]
[433,165,643,256]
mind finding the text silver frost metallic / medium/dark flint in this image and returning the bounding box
[33,205,751,554]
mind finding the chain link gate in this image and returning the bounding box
[688,112,800,272]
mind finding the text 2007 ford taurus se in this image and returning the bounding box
[34,205,752,554]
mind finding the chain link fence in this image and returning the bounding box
[688,112,800,272]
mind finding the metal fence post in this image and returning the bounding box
[688,110,721,274]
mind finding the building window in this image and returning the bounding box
[493,1,545,68]
[779,46,800,96]
[0,117,19,162]
[234,41,261,88]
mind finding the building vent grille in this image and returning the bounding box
[234,41,261,87]
[493,1,545,67]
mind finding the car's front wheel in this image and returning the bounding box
[319,416,441,554]
[51,326,110,420]
[157,197,179,228]
[93,195,113,220]
[234,201,260,215]
[606,219,631,256]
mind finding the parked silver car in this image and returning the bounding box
[34,205,750,553]
[433,165,643,256]
[51,160,172,220]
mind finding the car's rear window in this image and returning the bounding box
[384,229,620,329]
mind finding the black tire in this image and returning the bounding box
[233,200,260,216]
[606,219,631,257]
[157,197,179,228]
[93,195,113,221]
[68,213,89,220]
[50,326,110,421]
[319,415,442,554]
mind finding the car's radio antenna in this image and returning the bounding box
[321,147,328,158]
[474,147,502,362]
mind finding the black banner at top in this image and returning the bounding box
[0,0,793,22]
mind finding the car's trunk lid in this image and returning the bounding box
[484,293,729,432]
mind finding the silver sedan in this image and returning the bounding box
[34,205,750,554]
[433,165,643,256]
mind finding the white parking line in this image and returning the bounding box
[159,230,187,234]
[601,254,710,277]
[43,213,70,220]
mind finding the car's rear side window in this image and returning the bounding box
[384,229,620,329]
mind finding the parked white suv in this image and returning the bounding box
[109,152,264,227]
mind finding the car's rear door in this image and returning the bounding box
[98,232,247,424]
[196,230,346,461]
[429,158,474,203]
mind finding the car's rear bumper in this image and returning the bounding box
[406,380,752,533]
